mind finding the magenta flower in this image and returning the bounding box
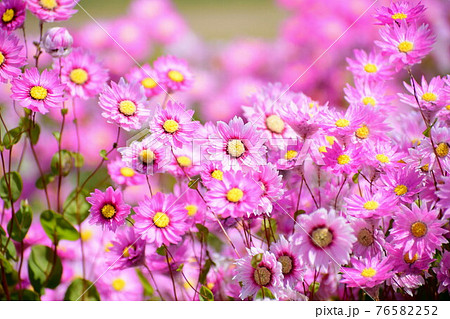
[153,55,193,92]
[199,161,225,188]
[341,257,393,288]
[344,80,392,109]
[126,64,163,98]
[322,142,362,175]
[351,219,385,258]
[351,106,391,144]
[96,268,143,301]
[251,163,284,216]
[43,27,73,58]
[99,78,151,131]
[378,167,424,204]
[0,0,26,31]
[362,140,405,171]
[346,49,393,82]
[133,192,188,246]
[10,67,67,114]
[433,251,450,294]
[86,187,131,232]
[417,125,450,170]
[105,227,146,270]
[374,1,425,25]
[320,104,364,141]
[0,29,26,83]
[386,244,433,275]
[345,187,396,219]
[26,0,77,22]
[270,236,304,288]
[437,175,450,210]
[107,158,145,187]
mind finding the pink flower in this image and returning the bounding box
[351,219,385,258]
[199,161,225,188]
[322,142,362,175]
[107,158,145,187]
[437,175,450,210]
[433,251,450,294]
[10,67,67,114]
[345,187,396,219]
[126,64,163,98]
[96,268,143,301]
[251,163,284,216]
[26,0,77,22]
[0,29,26,83]
[344,80,392,109]
[43,27,73,58]
[386,243,433,275]
[0,0,26,31]
[346,49,394,82]
[374,1,425,25]
[153,55,193,92]
[378,167,424,204]
[105,227,146,270]
[341,257,393,288]
[320,104,364,142]
[270,236,304,288]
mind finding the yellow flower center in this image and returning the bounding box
[177,156,192,167]
[40,0,58,10]
[335,118,350,128]
[185,204,198,217]
[153,212,170,228]
[363,63,378,73]
[392,12,407,20]
[311,227,333,248]
[394,184,408,196]
[363,200,379,210]
[318,146,327,153]
[404,253,418,264]
[285,150,298,160]
[362,96,376,106]
[101,204,116,219]
[81,230,93,242]
[411,221,427,238]
[105,242,113,252]
[421,92,437,102]
[0,52,4,66]
[69,68,89,85]
[2,9,14,23]
[226,188,244,203]
[30,86,48,100]
[355,125,369,139]
[227,139,245,158]
[361,267,377,278]
[168,70,184,82]
[141,77,157,89]
[120,167,135,177]
[446,105,450,111]
[435,142,449,157]
[376,154,390,163]
[119,100,137,116]
[163,119,179,133]
[398,41,413,53]
[337,154,351,165]
[112,278,126,291]
[211,169,223,180]
[420,164,429,172]
[122,246,132,258]
[265,114,285,134]
[325,135,335,145]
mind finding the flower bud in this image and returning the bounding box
[42,27,73,58]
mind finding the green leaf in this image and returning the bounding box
[63,188,91,225]
[256,287,275,300]
[10,290,40,301]
[7,200,32,241]
[52,131,61,142]
[195,223,209,242]
[51,150,73,177]
[99,149,108,161]
[176,263,184,272]
[199,258,213,285]
[207,232,224,252]
[352,172,360,184]
[136,268,154,297]
[156,246,167,256]
[251,253,263,269]
[199,285,214,301]
[64,278,100,301]
[35,173,55,190]
[29,123,40,145]
[0,171,23,206]
[0,254,18,286]
[28,245,62,293]
[40,210,80,242]
[309,281,320,294]
[2,127,22,149]
[71,152,84,168]
[1,227,17,261]
[294,210,305,221]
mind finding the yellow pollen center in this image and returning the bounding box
[177,156,192,167]
[411,221,427,238]
[119,100,137,116]
[105,242,113,252]
[422,92,437,102]
[120,167,135,177]
[185,204,198,217]
[364,63,378,73]
[122,246,132,258]
[355,125,369,139]
[335,118,350,128]
[435,143,449,157]
[325,135,335,145]
[139,149,155,164]
[446,105,450,111]
[101,204,116,219]
[81,230,93,242]
[168,70,184,82]
[394,184,408,196]
[337,154,351,165]
[265,114,285,134]
[361,267,377,278]
[112,278,126,291]
[0,52,4,66]
[30,86,48,100]
[153,212,170,228]
[141,77,157,89]
[392,13,407,20]
[226,188,244,203]
[211,169,223,180]
[40,0,58,10]
[318,146,327,153]
[363,200,379,210]
[285,150,298,160]
[420,164,429,172]
[398,41,413,53]
[2,9,14,23]
[376,154,390,163]
[163,119,179,133]
[311,227,333,248]
[362,96,376,106]
[69,68,89,85]
[227,139,245,158]
[404,253,418,264]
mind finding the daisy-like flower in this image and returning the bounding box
[345,187,396,219]
[233,247,283,300]
[320,104,364,141]
[126,64,163,98]
[251,163,284,216]
[105,227,146,270]
[322,142,362,175]
[149,100,200,148]
[341,257,393,288]
[86,187,131,232]
[375,21,435,70]
[386,244,433,275]
[107,158,145,187]
[400,76,447,111]
[352,106,391,144]
[204,169,262,219]
[293,208,356,269]
[200,161,225,188]
[362,140,405,171]
[374,1,425,25]
[433,251,450,294]
[99,78,151,131]
[388,202,448,259]
[153,55,193,92]
[10,67,67,114]
[0,29,26,83]
[346,49,393,82]
[273,138,305,170]
[173,184,207,227]
[270,236,304,287]
[0,0,26,31]
[378,167,424,204]
[54,47,109,100]
[96,268,143,301]
[207,116,267,171]
[118,135,169,175]
[417,125,450,170]
[133,192,188,246]
[351,219,385,258]
[165,143,201,178]
[344,80,392,109]
[437,175,450,210]
[26,0,77,22]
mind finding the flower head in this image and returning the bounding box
[153,55,193,92]
[27,0,77,22]
[433,251,450,294]
[270,236,304,287]
[322,142,362,175]
[345,187,396,219]
[126,64,163,98]
[341,257,393,288]
[105,227,146,270]
[346,49,393,82]
[43,27,73,58]
[0,29,26,83]
[107,158,145,187]
[0,0,26,31]
[374,1,425,25]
